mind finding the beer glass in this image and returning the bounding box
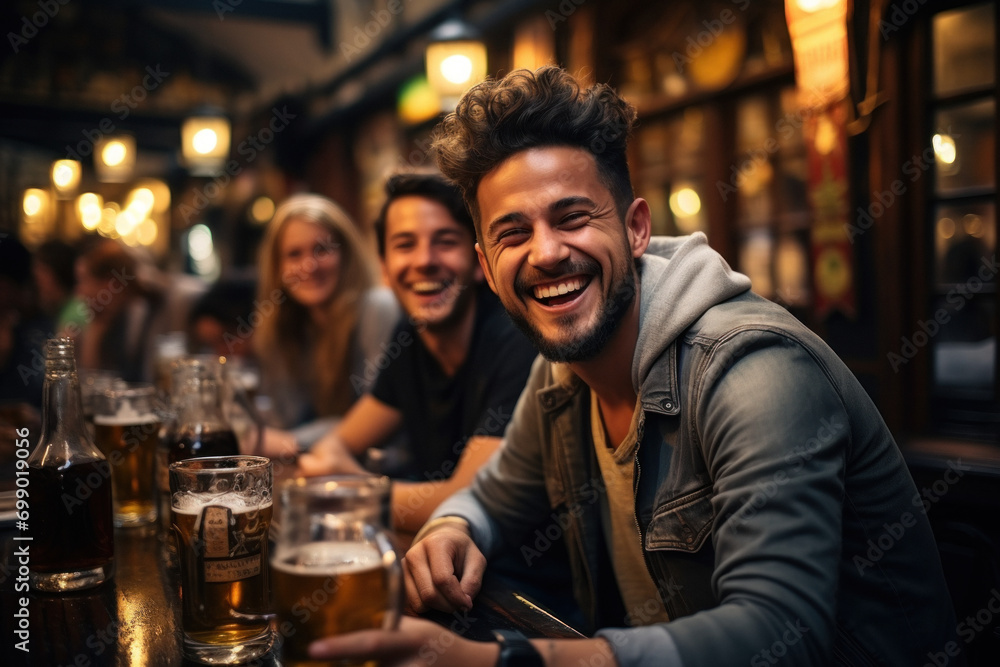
[271,475,401,667]
[170,456,273,664]
[92,382,164,529]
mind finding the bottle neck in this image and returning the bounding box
[177,378,229,428]
[40,367,88,443]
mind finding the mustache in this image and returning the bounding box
[514,259,600,295]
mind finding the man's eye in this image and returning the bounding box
[561,212,589,225]
[498,228,528,242]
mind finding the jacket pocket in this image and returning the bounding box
[644,485,714,552]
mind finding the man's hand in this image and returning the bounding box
[297,433,367,476]
[307,616,499,667]
[403,524,486,614]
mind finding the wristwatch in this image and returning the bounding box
[492,629,544,667]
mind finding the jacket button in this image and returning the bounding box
[661,399,673,410]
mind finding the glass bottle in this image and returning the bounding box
[169,358,241,463]
[27,337,114,592]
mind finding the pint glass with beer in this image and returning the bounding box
[170,456,273,664]
[271,475,401,667]
[93,382,164,529]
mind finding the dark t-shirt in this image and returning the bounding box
[371,286,537,481]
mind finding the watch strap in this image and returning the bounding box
[492,629,544,667]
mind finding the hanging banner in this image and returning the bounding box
[805,101,856,319]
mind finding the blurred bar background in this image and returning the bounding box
[0,1,998,657]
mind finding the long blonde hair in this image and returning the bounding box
[254,194,378,418]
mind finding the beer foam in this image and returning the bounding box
[272,541,382,575]
[172,493,272,515]
[94,413,160,426]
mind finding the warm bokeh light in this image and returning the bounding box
[51,159,81,196]
[670,187,702,217]
[933,133,957,165]
[425,37,487,101]
[136,179,171,213]
[440,54,473,85]
[77,192,104,230]
[182,115,230,175]
[23,189,46,218]
[136,218,159,246]
[102,140,127,167]
[99,203,120,236]
[127,187,155,218]
[250,196,276,224]
[963,214,984,237]
[192,128,218,155]
[795,0,840,11]
[115,209,140,237]
[936,217,956,239]
[94,135,136,183]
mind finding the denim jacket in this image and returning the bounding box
[433,234,958,667]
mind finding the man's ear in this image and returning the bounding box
[624,198,652,259]
[475,243,498,294]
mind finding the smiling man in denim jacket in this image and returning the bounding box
[308,66,959,667]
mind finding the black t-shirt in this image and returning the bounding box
[371,286,537,481]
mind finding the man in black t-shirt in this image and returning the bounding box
[296,173,538,534]
[368,283,533,483]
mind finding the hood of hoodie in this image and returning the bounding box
[631,233,752,391]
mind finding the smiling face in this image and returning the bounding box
[382,195,482,330]
[278,217,342,312]
[475,146,649,362]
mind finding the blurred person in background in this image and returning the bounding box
[254,193,399,449]
[74,236,168,382]
[187,275,258,361]
[32,239,87,337]
[0,236,47,411]
[291,173,539,535]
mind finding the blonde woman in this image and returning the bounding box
[255,194,399,449]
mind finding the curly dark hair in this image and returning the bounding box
[431,66,638,233]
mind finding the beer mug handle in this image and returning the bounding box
[375,529,403,630]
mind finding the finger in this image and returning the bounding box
[455,546,486,601]
[404,546,466,614]
[402,554,428,614]
[427,545,473,611]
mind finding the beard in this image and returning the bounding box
[506,254,637,363]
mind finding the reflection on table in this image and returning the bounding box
[0,519,582,666]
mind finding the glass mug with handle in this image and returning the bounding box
[170,455,274,664]
[270,475,402,667]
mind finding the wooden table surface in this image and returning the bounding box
[0,516,582,666]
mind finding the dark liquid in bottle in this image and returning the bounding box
[29,459,114,573]
[170,427,240,463]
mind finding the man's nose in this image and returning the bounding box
[527,226,570,269]
[413,240,438,269]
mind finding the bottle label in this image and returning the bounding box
[198,504,263,583]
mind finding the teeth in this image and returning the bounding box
[533,278,585,300]
[412,281,445,294]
